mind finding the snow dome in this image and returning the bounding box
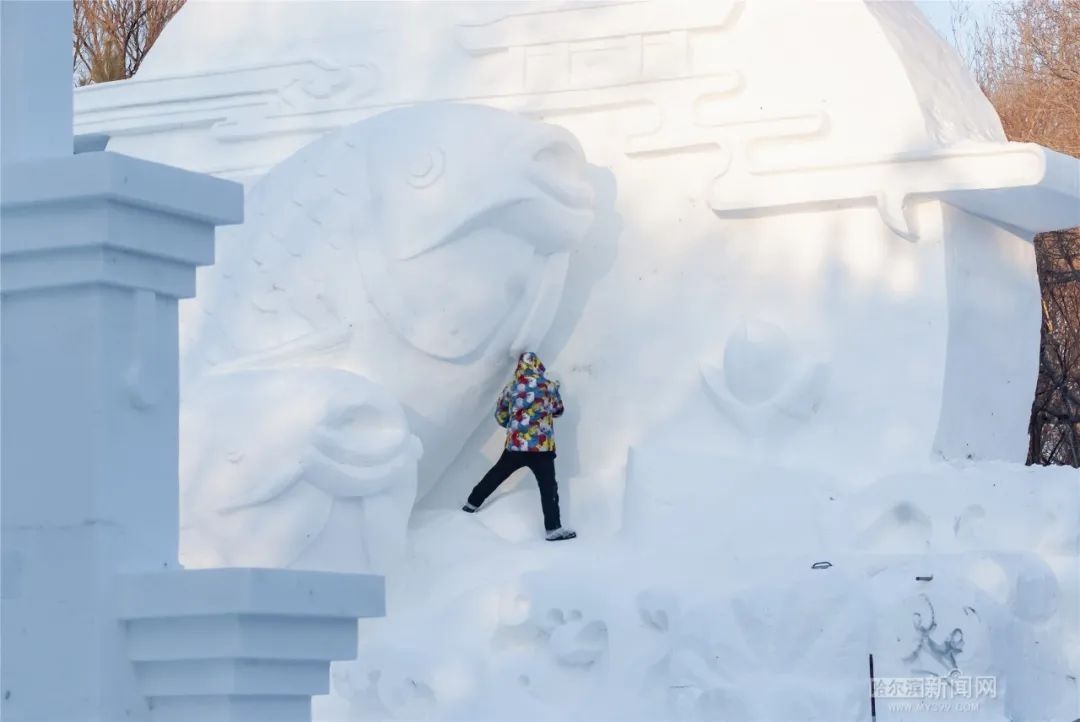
[72,1,1080,720]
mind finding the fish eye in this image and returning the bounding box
[407,148,445,189]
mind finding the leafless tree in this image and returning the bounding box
[72,0,185,86]
[1028,229,1080,465]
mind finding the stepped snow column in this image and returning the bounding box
[1,3,383,721]
[0,1,234,717]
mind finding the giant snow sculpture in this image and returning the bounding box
[80,0,1080,495]
[179,103,605,570]
[73,0,1080,720]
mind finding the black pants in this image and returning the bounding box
[467,450,562,531]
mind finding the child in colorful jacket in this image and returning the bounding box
[463,352,576,541]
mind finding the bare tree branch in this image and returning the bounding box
[72,0,186,86]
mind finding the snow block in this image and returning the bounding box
[118,569,383,722]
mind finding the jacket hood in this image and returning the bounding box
[515,351,547,378]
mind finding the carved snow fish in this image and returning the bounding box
[180,367,422,572]
[181,103,603,501]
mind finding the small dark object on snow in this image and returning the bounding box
[916,575,934,582]
[811,561,833,570]
[462,503,477,513]
[869,654,877,721]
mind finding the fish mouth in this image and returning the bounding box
[495,133,597,257]
[314,400,416,467]
[526,139,597,211]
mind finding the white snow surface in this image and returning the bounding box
[316,458,1078,722]
[75,1,1080,720]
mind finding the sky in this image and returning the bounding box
[918,0,961,41]
[916,0,1011,45]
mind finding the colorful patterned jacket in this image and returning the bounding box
[495,352,564,452]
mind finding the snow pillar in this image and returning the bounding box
[1,3,384,721]
[1,150,242,720]
[1,0,73,164]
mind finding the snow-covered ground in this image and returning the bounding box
[310,455,1078,721]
